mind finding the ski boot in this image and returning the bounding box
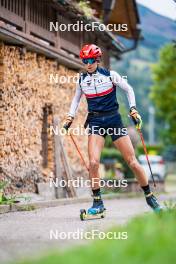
[145,192,162,213]
[80,195,106,221]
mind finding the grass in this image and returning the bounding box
[0,180,32,207]
[15,210,176,264]
[17,204,36,211]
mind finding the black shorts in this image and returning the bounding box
[85,112,128,142]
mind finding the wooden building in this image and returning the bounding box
[0,0,140,196]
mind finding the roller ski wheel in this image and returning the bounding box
[80,209,86,221]
[80,208,106,221]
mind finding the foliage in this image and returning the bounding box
[19,205,36,211]
[77,1,95,18]
[136,144,164,156]
[0,181,8,190]
[150,44,176,145]
[15,210,176,264]
[0,181,16,205]
[164,200,176,211]
[101,147,121,160]
[101,148,134,178]
[104,136,114,148]
[0,181,30,205]
[163,145,176,161]
[111,46,156,140]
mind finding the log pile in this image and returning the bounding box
[0,43,88,194]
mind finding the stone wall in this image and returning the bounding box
[0,44,89,194]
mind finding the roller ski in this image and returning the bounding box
[145,192,163,213]
[80,195,106,221]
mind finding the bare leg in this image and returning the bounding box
[88,134,105,190]
[113,135,148,186]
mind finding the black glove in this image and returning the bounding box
[63,116,74,131]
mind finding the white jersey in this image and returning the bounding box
[68,67,136,117]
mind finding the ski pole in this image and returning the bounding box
[69,133,89,172]
[137,128,156,187]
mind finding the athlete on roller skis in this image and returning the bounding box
[63,44,162,219]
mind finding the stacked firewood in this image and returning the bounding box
[0,44,88,194]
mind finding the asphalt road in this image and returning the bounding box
[0,193,175,264]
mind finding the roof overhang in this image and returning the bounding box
[89,0,141,40]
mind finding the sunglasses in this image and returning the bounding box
[82,58,96,64]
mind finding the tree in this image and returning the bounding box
[150,44,176,144]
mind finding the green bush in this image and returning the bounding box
[136,144,164,156]
[101,147,122,160]
[101,148,134,178]
[104,135,114,148]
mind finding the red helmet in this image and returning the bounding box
[80,44,102,59]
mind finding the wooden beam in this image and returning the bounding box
[53,116,77,198]
[53,116,67,199]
